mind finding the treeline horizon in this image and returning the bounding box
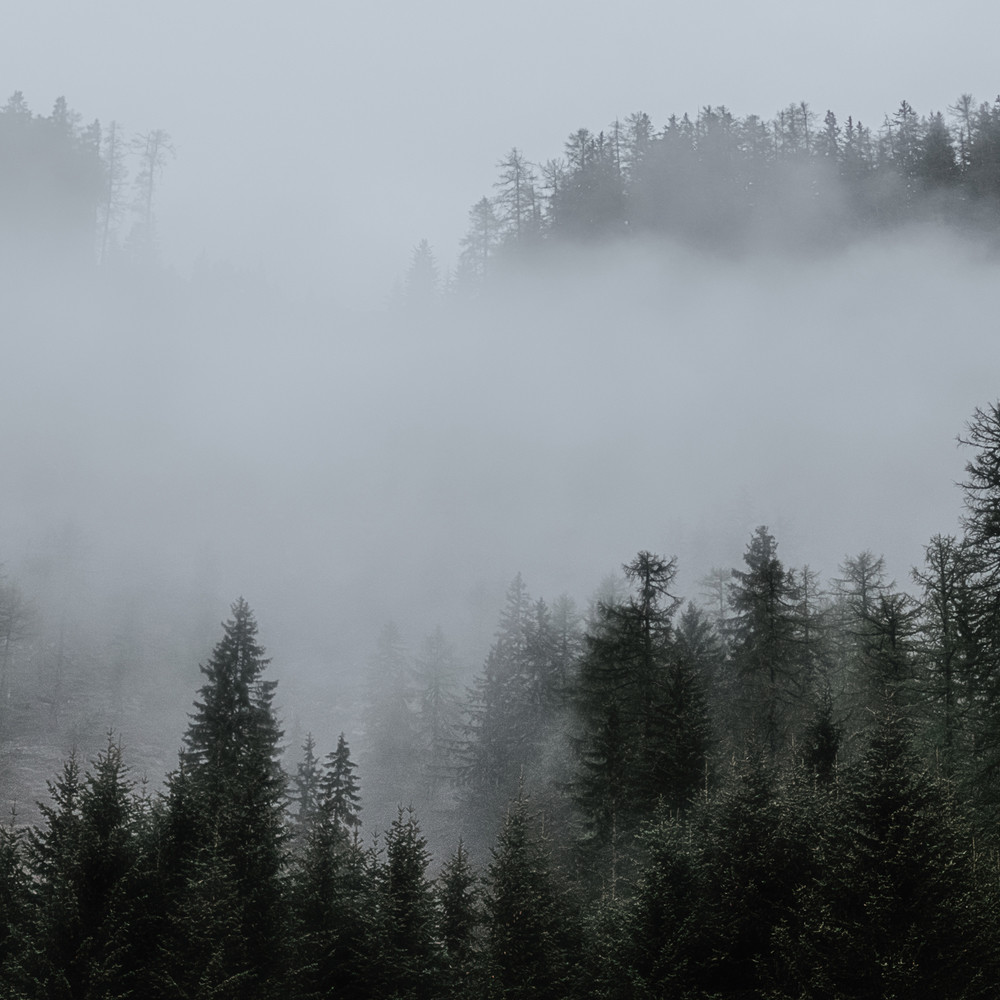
[6,86,1000,301]
[408,93,1000,299]
[4,402,1000,996]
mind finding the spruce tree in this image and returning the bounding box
[161,598,288,993]
[725,526,804,754]
[437,839,482,998]
[22,738,145,1000]
[323,732,362,833]
[0,812,27,990]
[483,797,574,1000]
[287,804,374,1000]
[374,807,442,1000]
[291,732,324,846]
[575,552,710,874]
[778,711,1000,998]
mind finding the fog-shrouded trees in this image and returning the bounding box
[363,621,419,828]
[128,128,174,262]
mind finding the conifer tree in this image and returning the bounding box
[575,552,710,873]
[291,732,324,846]
[374,807,442,1000]
[23,738,145,999]
[437,839,482,997]
[0,812,27,988]
[287,799,374,1000]
[162,598,288,992]
[483,797,574,1000]
[779,711,1000,998]
[726,527,806,753]
[323,732,362,833]
[459,575,536,836]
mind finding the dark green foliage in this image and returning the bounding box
[575,553,712,880]
[323,732,362,834]
[610,814,711,1000]
[483,797,576,1000]
[287,822,375,1000]
[726,526,806,754]
[437,840,482,997]
[162,598,288,991]
[799,689,843,783]
[777,711,1000,999]
[693,753,818,996]
[0,814,29,994]
[374,807,442,1000]
[21,737,146,1000]
[291,732,324,845]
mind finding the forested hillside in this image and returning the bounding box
[5,88,1000,997]
[3,401,1000,998]
[428,96,1000,295]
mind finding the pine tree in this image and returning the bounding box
[437,839,482,998]
[291,732,324,846]
[374,807,442,1000]
[912,534,979,773]
[287,803,375,1000]
[779,711,1000,998]
[323,732,362,833]
[0,811,28,993]
[483,797,574,1000]
[23,737,145,999]
[575,552,709,873]
[726,527,807,754]
[459,575,536,837]
[161,598,288,992]
[404,239,439,310]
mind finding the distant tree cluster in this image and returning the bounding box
[0,91,172,268]
[6,403,1000,996]
[396,95,1000,297]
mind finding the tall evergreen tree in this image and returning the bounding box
[374,807,442,1000]
[726,527,808,753]
[22,738,146,1000]
[291,732,324,846]
[575,552,711,882]
[483,796,575,1000]
[162,597,288,992]
[323,732,362,833]
[779,711,1000,998]
[437,839,482,998]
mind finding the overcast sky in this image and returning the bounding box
[7,0,1000,304]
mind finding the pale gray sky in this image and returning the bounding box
[7,0,1000,303]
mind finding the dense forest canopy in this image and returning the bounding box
[5,87,1000,996]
